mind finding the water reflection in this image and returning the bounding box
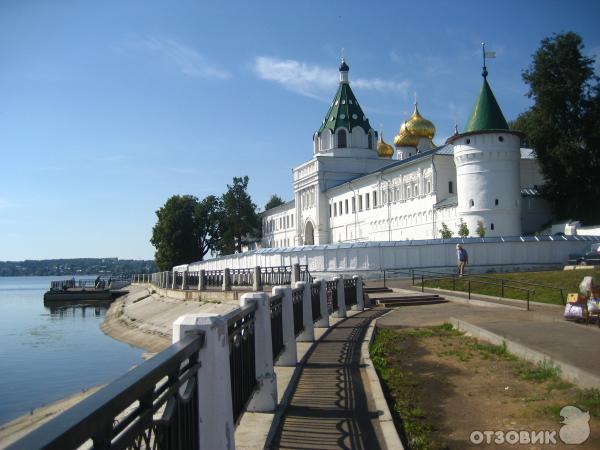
[45,302,111,317]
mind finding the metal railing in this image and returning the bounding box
[311,282,322,322]
[231,268,254,287]
[260,266,291,286]
[8,332,204,450]
[49,275,131,291]
[344,278,357,308]
[270,293,284,362]
[326,280,338,314]
[227,304,257,424]
[204,270,223,288]
[187,271,200,290]
[412,270,534,311]
[292,287,304,337]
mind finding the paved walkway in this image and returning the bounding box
[270,310,387,450]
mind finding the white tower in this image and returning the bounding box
[448,64,523,237]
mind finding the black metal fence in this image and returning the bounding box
[344,278,357,308]
[8,333,204,450]
[326,280,338,314]
[270,293,284,362]
[187,271,200,290]
[227,304,257,424]
[231,268,254,287]
[311,282,322,322]
[260,266,291,286]
[292,287,304,337]
[204,270,223,288]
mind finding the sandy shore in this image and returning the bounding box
[0,284,241,447]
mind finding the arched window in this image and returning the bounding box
[338,129,347,148]
[491,223,495,230]
[495,199,499,206]
[368,132,373,149]
[470,199,474,207]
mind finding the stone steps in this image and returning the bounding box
[374,294,448,308]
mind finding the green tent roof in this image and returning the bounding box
[317,65,372,135]
[464,78,509,132]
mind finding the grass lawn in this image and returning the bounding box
[371,325,600,449]
[419,268,600,305]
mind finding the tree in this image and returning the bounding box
[194,195,222,261]
[265,194,285,211]
[151,195,202,270]
[458,219,469,237]
[476,220,486,238]
[439,222,453,239]
[510,32,600,223]
[218,176,260,254]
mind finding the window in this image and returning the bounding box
[345,199,349,214]
[359,195,363,211]
[368,133,373,149]
[338,129,347,148]
[373,191,377,207]
[466,138,471,144]
[495,199,499,206]
[491,223,495,230]
[427,181,431,193]
[334,203,337,216]
[329,204,332,217]
[352,197,356,213]
[498,136,504,142]
[407,187,411,198]
[470,199,474,207]
[383,190,387,204]
[448,181,453,194]
[291,214,294,226]
[339,201,342,215]
[414,185,419,196]
[366,193,370,209]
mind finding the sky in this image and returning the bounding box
[1,0,599,261]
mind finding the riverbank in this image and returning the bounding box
[100,283,243,352]
[0,284,243,447]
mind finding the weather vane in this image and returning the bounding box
[481,42,496,79]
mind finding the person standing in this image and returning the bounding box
[456,244,468,276]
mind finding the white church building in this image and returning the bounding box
[261,59,551,249]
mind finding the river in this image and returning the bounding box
[0,276,144,426]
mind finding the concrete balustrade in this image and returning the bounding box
[295,281,315,342]
[334,276,347,318]
[273,286,297,366]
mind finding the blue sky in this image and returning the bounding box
[1,0,599,260]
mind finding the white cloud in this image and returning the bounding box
[124,36,231,80]
[253,56,410,99]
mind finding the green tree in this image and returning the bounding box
[476,220,486,238]
[510,32,600,223]
[218,176,260,254]
[458,219,469,237]
[265,194,285,210]
[151,195,202,270]
[194,195,222,261]
[439,222,453,239]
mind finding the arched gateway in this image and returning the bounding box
[304,221,315,245]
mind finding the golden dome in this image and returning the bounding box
[405,103,435,140]
[394,121,419,147]
[377,133,394,158]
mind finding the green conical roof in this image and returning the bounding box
[318,65,372,135]
[464,78,509,132]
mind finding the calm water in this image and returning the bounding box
[0,276,144,425]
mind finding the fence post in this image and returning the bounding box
[171,271,176,290]
[198,269,206,291]
[273,286,297,366]
[182,270,187,290]
[222,268,231,292]
[421,275,424,293]
[353,275,365,311]
[335,276,347,318]
[291,263,301,285]
[240,292,277,412]
[314,279,330,328]
[468,280,471,299]
[501,280,504,298]
[172,314,235,450]
[253,266,262,292]
[295,281,315,342]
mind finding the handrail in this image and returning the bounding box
[8,333,204,450]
